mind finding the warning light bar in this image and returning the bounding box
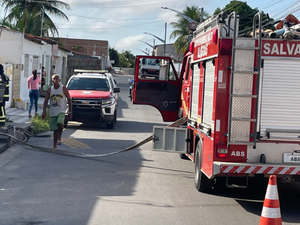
[74,69,109,74]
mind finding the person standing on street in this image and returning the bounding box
[41,66,46,92]
[27,69,41,118]
[0,64,9,126]
[42,74,72,149]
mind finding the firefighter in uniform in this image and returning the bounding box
[0,64,9,126]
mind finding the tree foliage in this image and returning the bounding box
[109,48,119,66]
[110,49,135,68]
[170,2,275,55]
[118,50,135,68]
[1,0,70,36]
[214,0,274,34]
[170,5,209,54]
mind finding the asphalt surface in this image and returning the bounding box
[1,73,300,225]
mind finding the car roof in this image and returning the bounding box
[71,73,108,79]
[72,69,114,79]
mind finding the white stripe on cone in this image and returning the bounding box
[265,184,279,200]
[261,207,281,218]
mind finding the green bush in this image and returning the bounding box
[31,110,50,134]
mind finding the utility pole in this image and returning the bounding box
[161,7,201,47]
[164,22,167,56]
[153,39,155,56]
[143,31,165,56]
[200,7,204,23]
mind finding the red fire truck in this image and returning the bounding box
[133,12,300,192]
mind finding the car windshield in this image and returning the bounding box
[67,78,110,91]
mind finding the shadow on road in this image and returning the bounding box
[208,177,300,223]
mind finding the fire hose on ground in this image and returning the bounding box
[0,116,188,158]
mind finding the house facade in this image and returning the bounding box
[0,27,70,109]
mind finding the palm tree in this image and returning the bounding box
[1,0,70,37]
[170,6,209,54]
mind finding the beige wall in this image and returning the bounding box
[12,64,22,100]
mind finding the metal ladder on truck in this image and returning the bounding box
[227,12,262,148]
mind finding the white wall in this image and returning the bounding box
[53,49,69,85]
[40,44,52,90]
[0,29,23,64]
[0,28,70,107]
[20,39,51,101]
[0,29,23,108]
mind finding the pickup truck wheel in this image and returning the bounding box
[114,111,117,123]
[106,121,114,129]
[195,142,213,192]
[106,119,114,129]
[106,113,115,129]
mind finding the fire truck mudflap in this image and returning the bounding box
[213,162,300,177]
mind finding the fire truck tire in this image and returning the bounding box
[195,143,213,192]
[179,153,189,160]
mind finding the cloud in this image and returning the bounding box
[114,34,147,52]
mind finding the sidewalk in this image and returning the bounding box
[0,97,45,152]
[6,97,45,124]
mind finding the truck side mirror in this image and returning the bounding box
[113,87,120,93]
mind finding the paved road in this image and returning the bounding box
[0,74,299,225]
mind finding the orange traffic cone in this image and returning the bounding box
[259,175,282,225]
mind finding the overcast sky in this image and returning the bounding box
[1,0,300,56]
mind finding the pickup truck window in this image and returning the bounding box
[67,78,109,91]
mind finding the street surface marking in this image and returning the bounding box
[60,137,91,149]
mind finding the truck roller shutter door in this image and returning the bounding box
[190,63,200,121]
[202,59,215,127]
[260,59,300,139]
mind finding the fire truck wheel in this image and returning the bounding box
[195,142,213,192]
[179,153,189,160]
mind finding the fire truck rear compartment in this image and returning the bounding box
[258,58,300,141]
